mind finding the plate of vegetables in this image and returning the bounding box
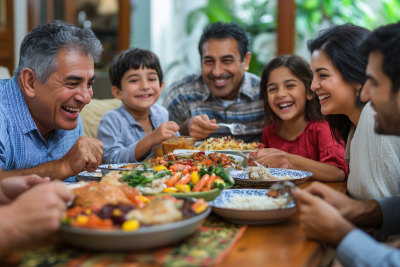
[60,181,210,251]
[119,163,235,201]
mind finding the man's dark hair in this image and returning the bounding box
[359,22,400,94]
[307,24,370,145]
[198,21,249,61]
[260,55,324,128]
[109,48,163,89]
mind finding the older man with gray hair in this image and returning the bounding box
[0,20,103,181]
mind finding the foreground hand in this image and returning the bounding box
[150,121,180,145]
[0,175,50,204]
[0,183,71,253]
[293,187,355,246]
[250,148,290,168]
[60,136,103,177]
[189,115,219,140]
[302,182,362,221]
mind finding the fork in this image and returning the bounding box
[217,123,247,135]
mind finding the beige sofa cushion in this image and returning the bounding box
[80,98,122,138]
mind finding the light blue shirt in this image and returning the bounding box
[0,77,83,181]
[97,103,178,164]
[337,196,400,267]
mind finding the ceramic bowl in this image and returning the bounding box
[209,189,296,225]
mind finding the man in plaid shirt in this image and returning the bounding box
[163,22,264,143]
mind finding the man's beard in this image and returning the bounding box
[374,99,400,136]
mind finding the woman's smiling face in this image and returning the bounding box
[310,50,359,116]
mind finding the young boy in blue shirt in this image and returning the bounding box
[98,48,179,163]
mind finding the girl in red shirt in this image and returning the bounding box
[251,55,348,182]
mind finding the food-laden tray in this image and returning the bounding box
[195,136,264,151]
[209,188,296,225]
[147,150,244,168]
[60,181,211,251]
[227,166,312,188]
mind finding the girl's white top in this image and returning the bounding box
[346,102,400,200]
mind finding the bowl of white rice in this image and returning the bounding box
[209,189,296,225]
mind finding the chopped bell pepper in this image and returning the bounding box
[163,187,179,193]
[122,219,140,232]
[191,171,200,184]
[174,184,191,193]
[138,195,150,203]
[154,165,168,172]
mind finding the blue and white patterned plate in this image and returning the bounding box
[209,189,296,225]
[76,170,103,182]
[228,167,312,188]
[98,163,141,171]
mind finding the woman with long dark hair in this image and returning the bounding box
[308,24,400,200]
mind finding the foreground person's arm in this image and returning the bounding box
[294,184,400,267]
[0,183,71,257]
[0,136,103,181]
[337,196,400,267]
[0,175,50,204]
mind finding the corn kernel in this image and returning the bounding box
[84,209,91,215]
[113,209,123,216]
[76,214,89,224]
[122,219,140,232]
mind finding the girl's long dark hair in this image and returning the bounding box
[260,55,324,128]
[307,24,370,145]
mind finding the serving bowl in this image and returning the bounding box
[228,167,312,188]
[58,206,211,251]
[209,189,296,225]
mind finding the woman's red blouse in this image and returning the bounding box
[261,121,349,178]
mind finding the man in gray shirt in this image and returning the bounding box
[293,22,400,267]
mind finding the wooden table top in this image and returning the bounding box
[213,181,347,267]
[2,181,347,267]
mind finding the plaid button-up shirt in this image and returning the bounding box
[163,72,264,142]
[0,77,82,181]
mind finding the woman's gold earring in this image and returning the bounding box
[356,86,361,96]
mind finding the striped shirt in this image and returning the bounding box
[163,72,264,142]
[0,77,83,181]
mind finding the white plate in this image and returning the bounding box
[59,207,211,251]
[209,189,296,225]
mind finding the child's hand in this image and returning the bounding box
[151,121,179,145]
[252,148,291,168]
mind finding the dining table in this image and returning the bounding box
[2,180,347,267]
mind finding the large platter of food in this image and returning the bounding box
[209,188,296,225]
[146,151,243,169]
[102,163,235,201]
[195,136,264,152]
[59,181,210,251]
[227,166,312,188]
